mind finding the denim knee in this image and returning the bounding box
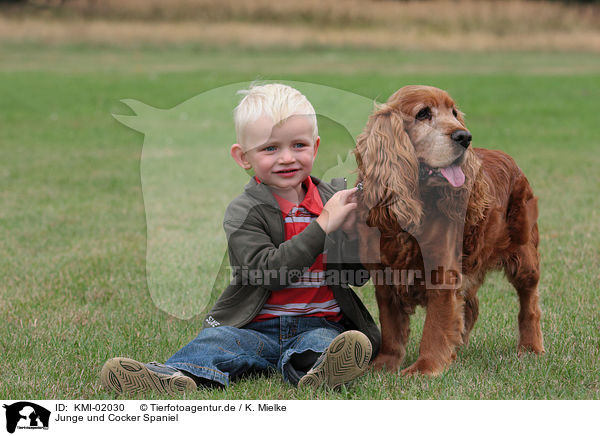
[166,325,278,387]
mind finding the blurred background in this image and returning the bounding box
[1,0,599,50]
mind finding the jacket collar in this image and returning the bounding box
[271,176,324,216]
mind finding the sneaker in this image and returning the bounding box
[100,357,197,395]
[298,330,372,389]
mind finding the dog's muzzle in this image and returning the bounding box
[419,163,444,181]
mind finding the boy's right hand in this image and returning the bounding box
[316,187,358,235]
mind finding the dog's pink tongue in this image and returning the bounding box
[440,165,465,187]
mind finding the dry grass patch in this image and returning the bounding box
[1,0,600,51]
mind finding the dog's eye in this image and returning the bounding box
[452,108,459,118]
[416,107,432,121]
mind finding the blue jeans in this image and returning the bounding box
[165,316,345,387]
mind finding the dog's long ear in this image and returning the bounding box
[355,106,422,232]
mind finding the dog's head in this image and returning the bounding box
[388,85,473,188]
[355,85,482,231]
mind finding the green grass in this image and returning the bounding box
[1,44,599,399]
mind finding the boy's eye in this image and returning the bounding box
[294,143,306,148]
[263,146,276,152]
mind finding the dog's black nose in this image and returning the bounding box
[451,129,472,148]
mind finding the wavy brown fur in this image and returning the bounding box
[355,85,544,376]
[354,104,422,234]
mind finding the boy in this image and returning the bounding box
[101,83,380,394]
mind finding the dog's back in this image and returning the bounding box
[464,148,539,272]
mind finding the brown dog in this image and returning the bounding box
[354,85,544,375]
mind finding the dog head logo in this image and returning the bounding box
[3,402,50,434]
[113,80,376,320]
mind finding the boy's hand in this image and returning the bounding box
[316,188,358,235]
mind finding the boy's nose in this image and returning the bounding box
[279,148,295,162]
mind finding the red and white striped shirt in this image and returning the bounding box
[252,177,341,322]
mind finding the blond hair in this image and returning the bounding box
[234,83,318,148]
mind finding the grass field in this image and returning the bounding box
[1,43,599,400]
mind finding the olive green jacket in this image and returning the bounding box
[203,176,381,356]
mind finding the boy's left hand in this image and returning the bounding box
[341,192,358,240]
[316,187,358,235]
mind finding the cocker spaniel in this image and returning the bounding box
[354,85,544,375]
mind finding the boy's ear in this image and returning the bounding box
[230,144,252,170]
[313,136,320,159]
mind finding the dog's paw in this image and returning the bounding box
[371,353,401,373]
[400,358,442,376]
[517,342,545,357]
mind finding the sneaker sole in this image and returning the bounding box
[298,330,372,389]
[100,357,196,395]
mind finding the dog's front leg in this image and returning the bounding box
[401,289,464,376]
[402,217,465,376]
[372,284,410,373]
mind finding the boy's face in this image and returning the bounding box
[232,115,320,195]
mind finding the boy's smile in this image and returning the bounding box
[231,115,320,204]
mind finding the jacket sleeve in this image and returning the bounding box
[224,206,328,291]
